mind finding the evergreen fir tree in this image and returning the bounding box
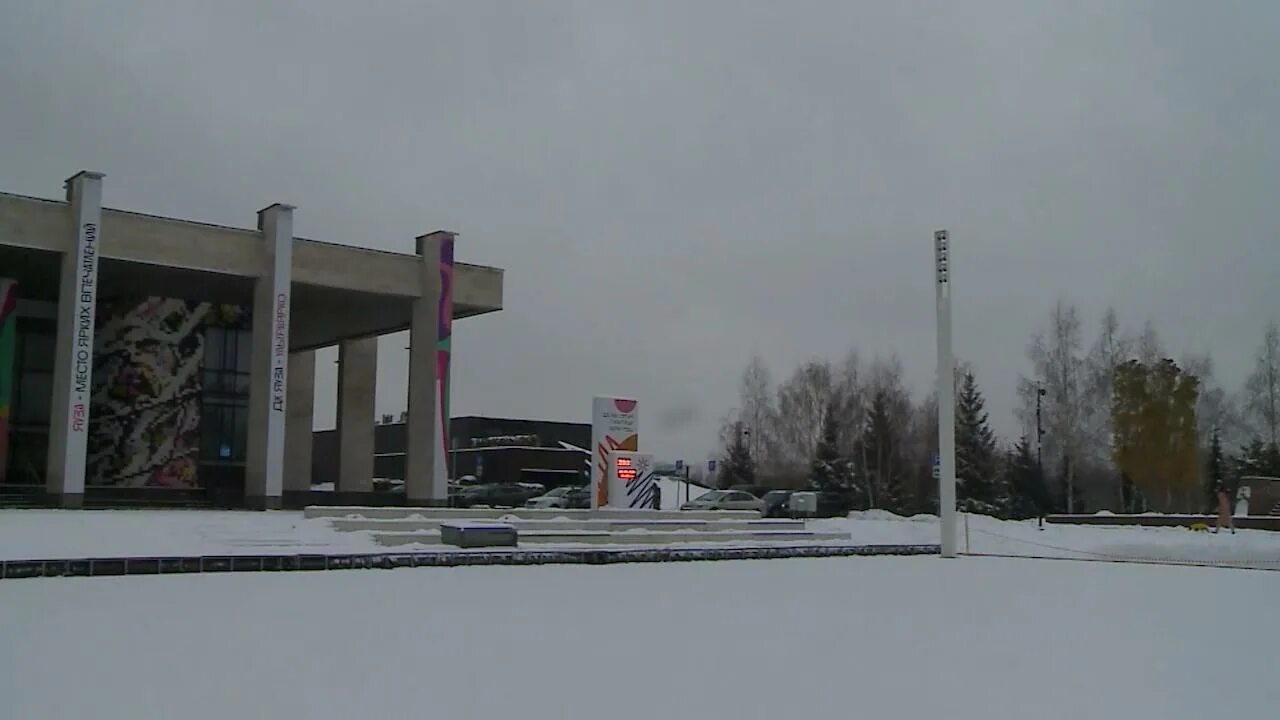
[1002,437,1044,519]
[1233,438,1280,479]
[956,371,1001,515]
[809,402,854,492]
[719,427,756,488]
[858,389,904,512]
[1206,427,1226,512]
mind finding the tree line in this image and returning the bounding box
[715,304,1280,517]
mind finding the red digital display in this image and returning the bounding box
[616,456,637,480]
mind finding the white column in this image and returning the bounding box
[405,231,454,505]
[284,350,315,493]
[244,203,293,510]
[45,171,104,509]
[336,337,377,493]
[935,230,957,557]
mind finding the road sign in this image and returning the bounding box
[931,454,940,480]
[707,459,717,472]
[675,459,684,471]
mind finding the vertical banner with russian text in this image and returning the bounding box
[434,235,454,485]
[591,396,638,508]
[63,175,103,494]
[0,279,16,483]
[264,207,293,498]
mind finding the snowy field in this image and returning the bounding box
[1,506,1278,569]
[1,555,1276,719]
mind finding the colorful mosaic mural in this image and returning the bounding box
[86,298,246,488]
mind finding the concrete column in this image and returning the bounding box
[45,171,104,509]
[336,337,377,493]
[284,350,315,493]
[405,231,455,505]
[244,203,294,510]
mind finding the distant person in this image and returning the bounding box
[1213,479,1235,534]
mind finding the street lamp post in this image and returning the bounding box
[934,230,957,558]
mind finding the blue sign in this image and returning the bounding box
[675,459,684,471]
[931,454,940,480]
[707,459,717,472]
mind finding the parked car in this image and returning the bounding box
[761,490,793,518]
[564,486,591,509]
[728,484,770,498]
[456,483,541,508]
[680,490,764,512]
[814,489,858,518]
[525,486,588,509]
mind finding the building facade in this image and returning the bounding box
[312,416,592,490]
[0,172,503,508]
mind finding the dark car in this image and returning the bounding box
[565,487,591,509]
[815,489,857,518]
[761,490,793,518]
[455,483,540,508]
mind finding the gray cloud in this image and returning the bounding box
[1,0,1276,464]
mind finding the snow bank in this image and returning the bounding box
[2,507,1279,568]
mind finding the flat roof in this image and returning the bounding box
[0,189,504,349]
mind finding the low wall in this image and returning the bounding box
[0,543,941,580]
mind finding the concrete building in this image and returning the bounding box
[0,172,503,508]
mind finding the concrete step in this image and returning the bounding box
[304,506,761,522]
[371,529,853,547]
[329,517,805,533]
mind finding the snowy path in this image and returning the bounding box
[1,556,1275,719]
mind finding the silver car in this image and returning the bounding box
[680,490,764,512]
[525,486,580,509]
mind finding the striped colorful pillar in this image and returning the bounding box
[0,279,16,484]
[434,235,454,484]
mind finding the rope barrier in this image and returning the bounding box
[963,524,1280,571]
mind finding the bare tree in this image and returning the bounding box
[834,349,867,456]
[737,354,776,465]
[774,359,837,469]
[1181,352,1245,451]
[854,355,915,509]
[1020,301,1086,512]
[1245,319,1280,447]
[1135,319,1165,366]
[1084,307,1132,506]
[905,390,939,511]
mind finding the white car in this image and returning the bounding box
[525,486,586,509]
[680,490,764,513]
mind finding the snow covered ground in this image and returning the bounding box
[2,507,1279,568]
[1,555,1275,719]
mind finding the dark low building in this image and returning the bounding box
[312,416,591,489]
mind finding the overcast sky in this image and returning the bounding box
[2,1,1277,464]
